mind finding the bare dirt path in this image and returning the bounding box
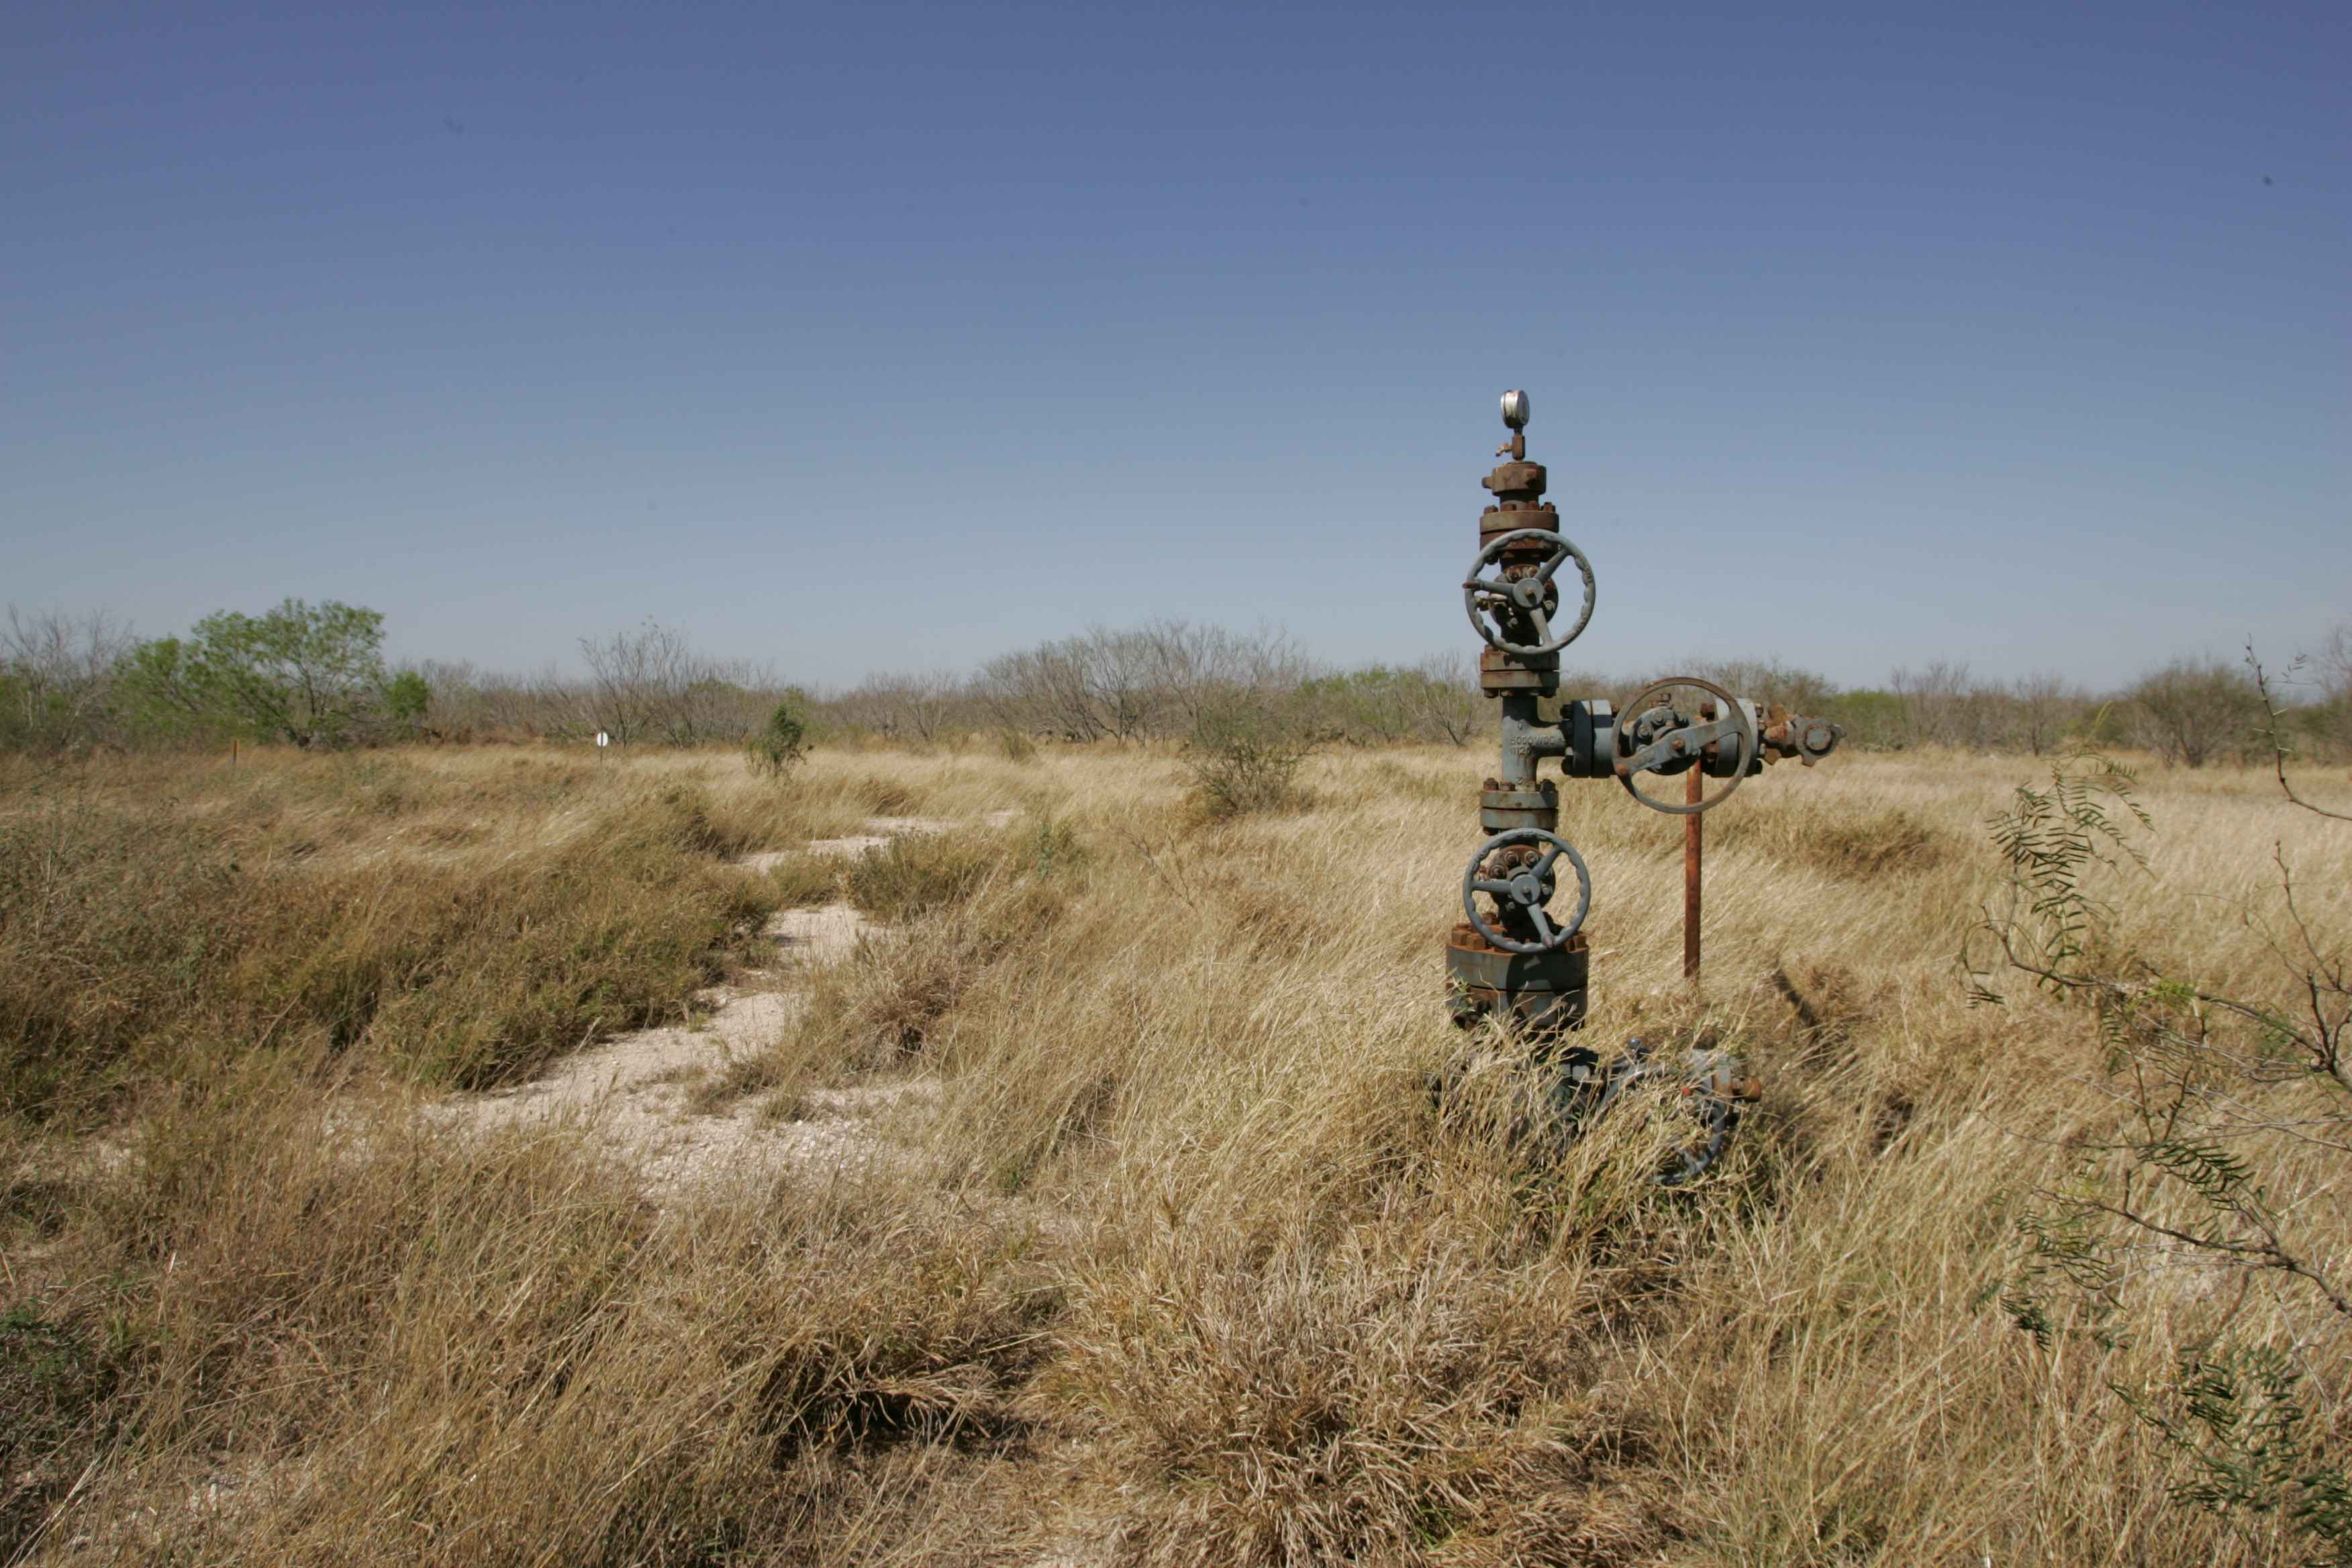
[432,810,1012,1191]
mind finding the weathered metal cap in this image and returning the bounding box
[1500,389,1530,430]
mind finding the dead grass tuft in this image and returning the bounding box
[15,1062,1052,1565]
[1055,1214,1660,1566]
[754,848,842,908]
[1799,805,1954,879]
[0,758,780,1118]
[0,1297,119,1555]
[852,773,925,816]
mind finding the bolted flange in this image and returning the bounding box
[1482,461,1548,499]
[1479,501,1558,547]
[1479,645,1558,696]
[1479,779,1559,833]
[1446,920,1590,1034]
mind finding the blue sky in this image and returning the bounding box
[5,1,2345,691]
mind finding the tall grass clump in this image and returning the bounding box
[840,818,1079,924]
[842,830,1014,924]
[752,848,842,908]
[0,756,780,1120]
[11,1065,1051,1565]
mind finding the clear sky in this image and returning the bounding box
[5,1,2345,691]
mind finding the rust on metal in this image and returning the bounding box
[1684,754,1702,980]
[1478,645,1557,696]
[1445,388,1848,1175]
[1480,780,1560,833]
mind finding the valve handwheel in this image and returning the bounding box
[1613,675,1757,816]
[1461,828,1592,954]
[1462,529,1596,657]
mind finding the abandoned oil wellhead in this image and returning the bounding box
[1446,389,1845,1034]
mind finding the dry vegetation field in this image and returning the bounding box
[3,740,2348,1565]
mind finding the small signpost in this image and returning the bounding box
[595,730,609,763]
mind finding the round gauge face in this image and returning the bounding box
[1500,389,1530,429]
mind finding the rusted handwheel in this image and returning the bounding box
[1461,828,1591,954]
[1613,675,1757,816]
[1462,529,1596,658]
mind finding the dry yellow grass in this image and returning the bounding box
[3,741,2348,1564]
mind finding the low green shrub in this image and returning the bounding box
[745,700,808,777]
[1181,720,1312,820]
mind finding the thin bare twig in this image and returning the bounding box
[2249,642,2352,824]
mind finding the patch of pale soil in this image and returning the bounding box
[773,809,1023,861]
[866,810,1019,836]
[799,833,893,858]
[432,832,957,1194]
[767,900,877,965]
[632,1079,938,1196]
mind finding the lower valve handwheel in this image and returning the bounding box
[1613,675,1758,816]
[1461,828,1591,954]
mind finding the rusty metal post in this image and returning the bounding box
[1683,758,1702,980]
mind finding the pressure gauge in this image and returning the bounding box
[1500,389,1530,430]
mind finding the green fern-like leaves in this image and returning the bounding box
[2122,1346,2352,1562]
[2142,1139,2263,1216]
[1971,749,2150,1005]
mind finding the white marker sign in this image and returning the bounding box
[595,731,610,748]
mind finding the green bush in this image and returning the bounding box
[115,599,391,748]
[1182,712,1312,820]
[746,700,808,777]
[385,669,430,730]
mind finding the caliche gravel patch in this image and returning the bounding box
[430,815,1008,1193]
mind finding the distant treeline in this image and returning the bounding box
[4,603,2347,767]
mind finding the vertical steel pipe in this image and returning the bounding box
[1683,759,1702,980]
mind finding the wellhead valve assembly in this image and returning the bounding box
[1446,389,1846,1038]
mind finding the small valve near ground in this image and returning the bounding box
[1441,391,1848,1179]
